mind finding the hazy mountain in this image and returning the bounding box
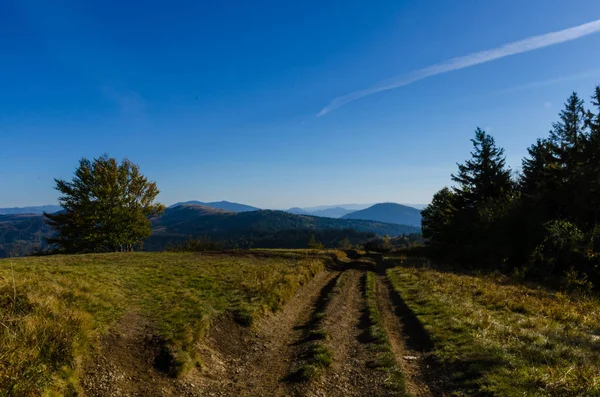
[286,207,310,215]
[310,207,353,218]
[342,203,422,227]
[300,204,373,212]
[153,205,417,237]
[402,203,428,210]
[169,200,260,212]
[0,205,61,215]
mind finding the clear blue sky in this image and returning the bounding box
[2,0,600,209]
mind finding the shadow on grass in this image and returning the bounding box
[285,274,340,382]
[379,255,511,396]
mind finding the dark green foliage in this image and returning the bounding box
[424,84,600,287]
[421,187,457,249]
[167,236,224,252]
[451,127,513,208]
[363,235,392,253]
[308,233,325,250]
[44,155,165,253]
[423,128,514,267]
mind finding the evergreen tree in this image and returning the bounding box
[545,92,590,224]
[550,92,587,165]
[45,155,165,253]
[581,86,600,227]
[451,128,513,208]
[520,139,555,198]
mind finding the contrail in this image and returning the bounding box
[318,19,600,117]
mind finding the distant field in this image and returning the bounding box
[386,257,600,396]
[0,251,327,396]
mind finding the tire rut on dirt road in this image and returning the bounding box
[83,311,199,397]
[298,269,394,397]
[376,275,445,397]
[198,269,339,397]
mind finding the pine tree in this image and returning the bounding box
[520,138,556,198]
[550,92,588,166]
[451,128,513,207]
[581,86,600,227]
[544,92,591,224]
[44,155,165,253]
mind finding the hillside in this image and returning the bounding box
[0,251,329,395]
[342,203,422,227]
[169,200,260,212]
[0,214,53,257]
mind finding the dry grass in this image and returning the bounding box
[387,257,600,396]
[0,251,327,396]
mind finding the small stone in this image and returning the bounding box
[403,355,418,360]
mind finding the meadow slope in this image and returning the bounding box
[0,251,326,396]
[2,251,599,397]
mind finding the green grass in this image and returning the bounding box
[387,258,600,396]
[363,271,407,394]
[0,251,327,396]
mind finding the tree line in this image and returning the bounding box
[422,85,600,288]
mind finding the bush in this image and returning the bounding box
[529,220,586,279]
[363,236,392,253]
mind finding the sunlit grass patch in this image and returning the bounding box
[387,258,600,396]
[0,251,326,395]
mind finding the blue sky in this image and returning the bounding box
[1,0,600,208]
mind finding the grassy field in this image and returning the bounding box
[0,251,328,396]
[386,257,600,396]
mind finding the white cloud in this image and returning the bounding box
[318,19,600,116]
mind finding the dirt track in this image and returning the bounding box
[83,255,440,396]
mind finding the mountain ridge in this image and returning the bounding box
[342,202,422,227]
[0,204,420,257]
[169,200,260,212]
[0,205,62,215]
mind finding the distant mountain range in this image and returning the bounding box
[1,201,427,219]
[0,205,62,215]
[0,204,421,258]
[342,203,422,227]
[152,204,417,238]
[284,204,426,219]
